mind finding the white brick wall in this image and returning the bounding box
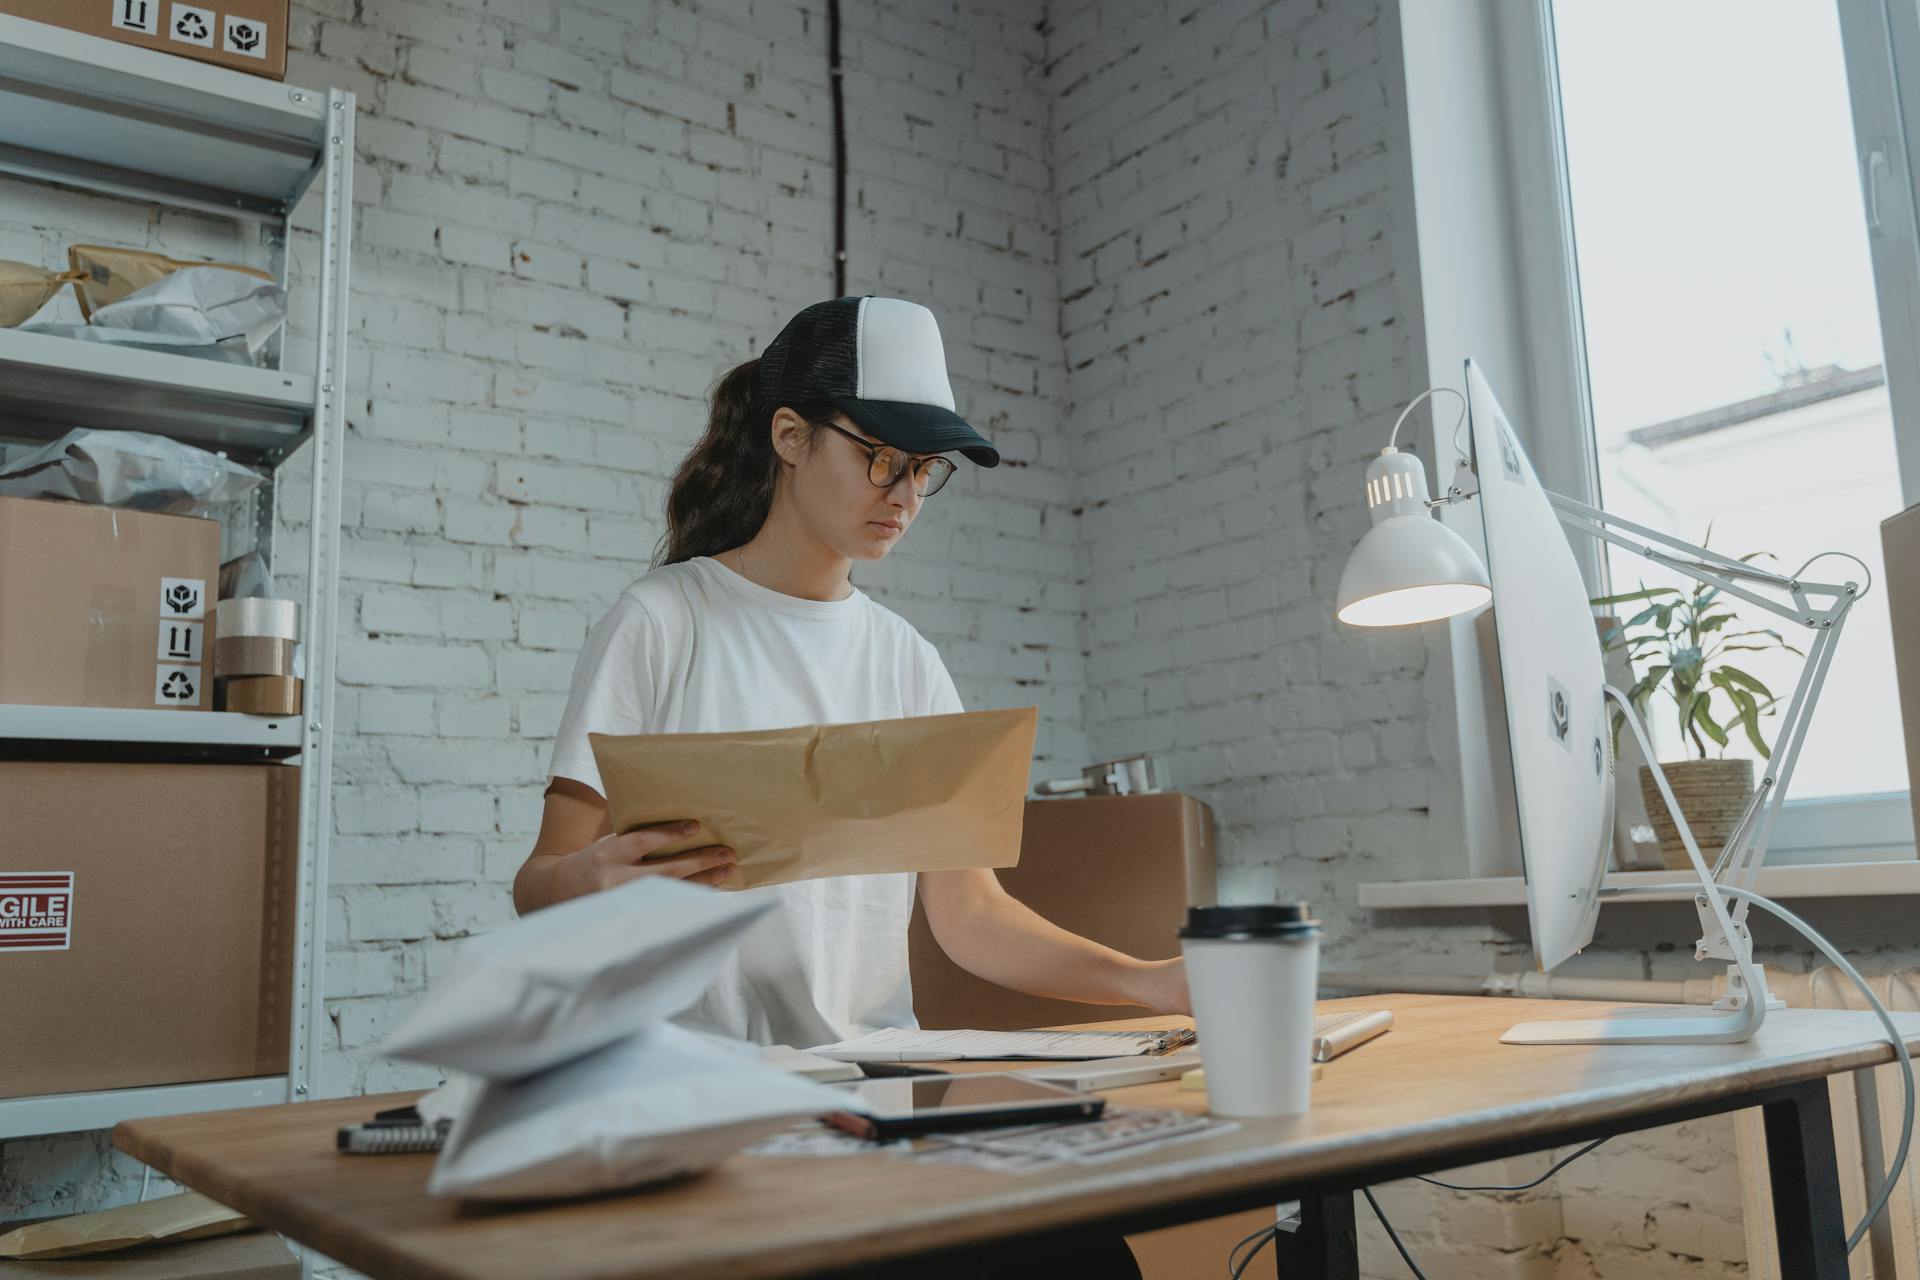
[1051,0,1427,946]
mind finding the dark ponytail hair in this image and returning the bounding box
[654,359,833,567]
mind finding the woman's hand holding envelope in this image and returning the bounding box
[540,819,737,902]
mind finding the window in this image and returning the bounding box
[1530,0,1920,853]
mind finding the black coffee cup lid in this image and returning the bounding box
[1178,902,1320,940]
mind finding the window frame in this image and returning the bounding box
[1490,0,1920,861]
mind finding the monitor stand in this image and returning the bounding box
[1502,961,1784,1045]
[1502,689,1783,1046]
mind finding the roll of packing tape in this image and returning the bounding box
[217,596,299,641]
[214,635,296,678]
[219,675,302,716]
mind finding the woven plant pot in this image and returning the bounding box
[1639,759,1755,871]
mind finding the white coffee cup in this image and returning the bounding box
[1179,903,1321,1117]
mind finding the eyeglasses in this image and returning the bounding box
[819,420,957,496]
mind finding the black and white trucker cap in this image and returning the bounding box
[757,296,1000,467]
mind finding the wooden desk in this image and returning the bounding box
[115,994,1920,1280]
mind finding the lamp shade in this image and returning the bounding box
[1334,447,1490,627]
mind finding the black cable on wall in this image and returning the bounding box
[827,0,847,296]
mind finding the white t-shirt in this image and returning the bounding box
[546,554,965,1048]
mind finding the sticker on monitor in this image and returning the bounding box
[1547,675,1572,750]
[1498,421,1524,483]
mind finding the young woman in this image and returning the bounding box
[513,296,1190,1053]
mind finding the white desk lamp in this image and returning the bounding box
[1338,383,1865,1045]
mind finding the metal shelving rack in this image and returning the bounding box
[0,15,351,1142]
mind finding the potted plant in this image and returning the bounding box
[1595,559,1803,870]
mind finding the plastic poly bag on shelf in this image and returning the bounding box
[423,1021,850,1200]
[376,876,778,1081]
[85,266,287,359]
[63,244,271,316]
[0,429,264,515]
[14,321,259,364]
[219,550,278,602]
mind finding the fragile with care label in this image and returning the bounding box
[0,497,219,711]
[0,871,74,952]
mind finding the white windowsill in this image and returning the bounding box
[1358,858,1920,909]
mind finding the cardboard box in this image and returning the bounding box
[0,761,298,1099]
[1884,503,1920,843]
[0,1,288,80]
[0,1231,298,1280]
[0,497,219,712]
[908,791,1217,1031]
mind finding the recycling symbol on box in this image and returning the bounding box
[159,670,196,702]
[165,3,213,46]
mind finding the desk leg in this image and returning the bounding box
[1764,1079,1849,1280]
[1268,1193,1357,1279]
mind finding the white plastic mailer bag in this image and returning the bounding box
[0,429,263,514]
[377,877,776,1081]
[86,266,287,357]
[425,1022,851,1200]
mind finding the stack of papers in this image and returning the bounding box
[762,1044,865,1083]
[806,1026,1194,1062]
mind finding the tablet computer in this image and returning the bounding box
[825,1072,1104,1140]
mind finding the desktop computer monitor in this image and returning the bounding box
[1463,359,1613,971]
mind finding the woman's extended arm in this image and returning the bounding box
[917,867,1190,1015]
[512,777,736,914]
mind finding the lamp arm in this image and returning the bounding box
[1548,492,1799,590]
[1536,487,1861,948]
[1547,493,1855,626]
[1727,612,1847,919]
[1685,617,1843,945]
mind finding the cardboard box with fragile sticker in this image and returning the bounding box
[0,761,298,1099]
[0,0,288,80]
